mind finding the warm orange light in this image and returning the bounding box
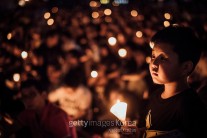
[104,9,112,16]
[146,56,151,64]
[7,33,12,40]
[164,21,170,27]
[131,10,138,17]
[136,31,143,38]
[164,13,171,20]
[89,1,97,7]
[18,0,25,6]
[44,12,51,19]
[92,12,99,19]
[47,18,54,26]
[51,7,58,13]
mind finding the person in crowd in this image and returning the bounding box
[48,71,92,121]
[45,61,63,92]
[1,79,77,138]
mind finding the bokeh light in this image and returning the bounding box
[100,0,110,4]
[164,21,170,27]
[164,13,171,20]
[118,48,127,58]
[108,37,117,46]
[131,10,138,17]
[149,41,155,49]
[92,12,99,19]
[13,73,20,82]
[104,9,112,16]
[44,12,51,19]
[136,31,143,38]
[146,56,151,64]
[21,51,28,59]
[51,7,58,13]
[91,71,98,78]
[7,33,12,40]
[18,0,26,6]
[89,1,97,7]
[47,18,54,25]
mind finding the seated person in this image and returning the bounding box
[48,75,92,120]
[2,79,77,138]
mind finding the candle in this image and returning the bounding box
[110,100,127,121]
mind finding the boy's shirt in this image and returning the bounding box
[145,88,207,137]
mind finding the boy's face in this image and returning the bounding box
[149,43,183,84]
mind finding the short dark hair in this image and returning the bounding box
[151,25,202,73]
[20,79,43,93]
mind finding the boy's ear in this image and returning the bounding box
[181,61,193,76]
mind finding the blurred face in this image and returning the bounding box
[21,86,45,110]
[66,54,79,67]
[46,35,59,47]
[109,90,122,105]
[134,51,146,66]
[149,43,182,84]
[47,65,61,84]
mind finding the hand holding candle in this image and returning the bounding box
[110,100,127,121]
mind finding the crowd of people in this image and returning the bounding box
[0,0,207,137]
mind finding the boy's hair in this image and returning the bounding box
[20,79,43,93]
[151,25,202,74]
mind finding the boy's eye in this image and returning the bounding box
[151,55,155,59]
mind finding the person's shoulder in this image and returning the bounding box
[17,110,36,126]
[77,85,91,94]
[47,103,65,113]
[18,109,35,118]
[45,103,69,119]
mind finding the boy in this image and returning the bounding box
[144,26,207,137]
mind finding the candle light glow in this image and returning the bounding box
[110,100,127,121]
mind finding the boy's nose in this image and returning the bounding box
[151,59,159,72]
[152,64,158,72]
[151,57,159,66]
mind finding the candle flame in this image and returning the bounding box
[110,100,127,121]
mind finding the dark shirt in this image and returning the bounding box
[18,103,76,138]
[146,88,207,137]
